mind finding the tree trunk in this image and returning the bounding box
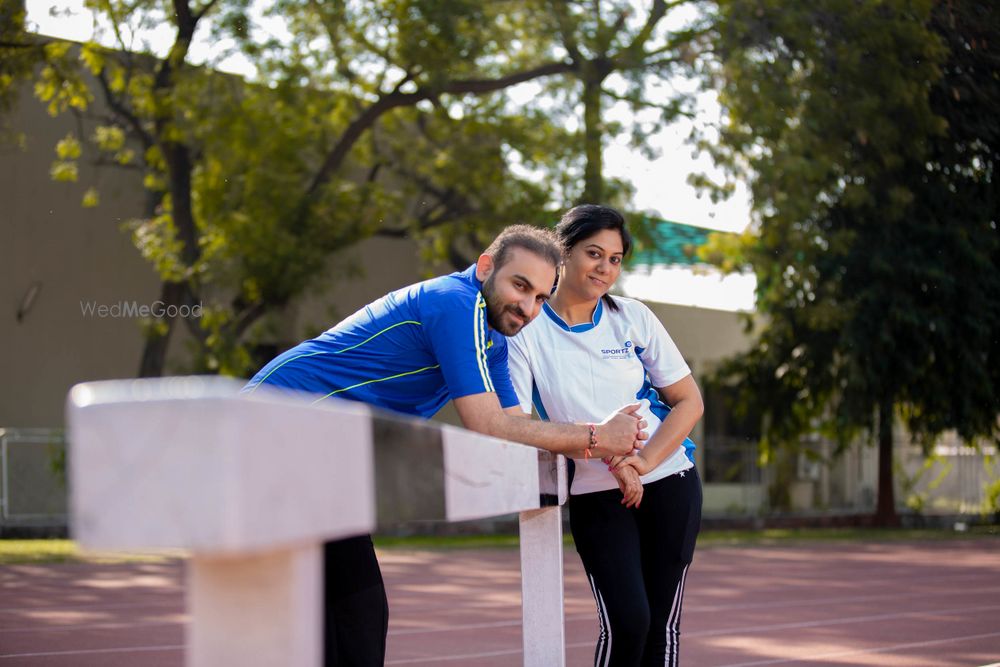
[581,74,604,203]
[137,281,187,377]
[874,399,900,527]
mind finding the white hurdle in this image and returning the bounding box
[66,377,567,667]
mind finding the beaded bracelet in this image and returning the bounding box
[584,423,598,459]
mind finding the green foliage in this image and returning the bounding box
[45,429,67,488]
[126,210,188,282]
[55,133,82,159]
[35,42,93,115]
[984,457,1000,519]
[898,453,951,513]
[16,0,714,378]
[1,0,41,144]
[23,0,599,377]
[703,1,1000,518]
[82,187,100,207]
[49,159,78,182]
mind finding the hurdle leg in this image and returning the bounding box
[188,544,322,667]
[519,506,566,667]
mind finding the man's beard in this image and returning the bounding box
[482,273,529,337]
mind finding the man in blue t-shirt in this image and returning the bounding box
[245,225,646,666]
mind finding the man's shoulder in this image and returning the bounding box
[416,268,480,311]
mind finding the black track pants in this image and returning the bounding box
[323,535,389,667]
[569,467,702,667]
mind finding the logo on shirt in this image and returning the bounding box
[601,340,633,360]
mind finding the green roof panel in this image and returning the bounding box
[629,217,717,266]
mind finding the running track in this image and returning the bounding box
[1,539,997,665]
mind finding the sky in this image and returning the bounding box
[24,0,757,311]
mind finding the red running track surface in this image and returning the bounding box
[1,538,998,666]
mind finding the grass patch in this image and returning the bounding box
[695,524,1000,548]
[4,525,996,563]
[0,539,79,564]
[376,524,999,551]
[0,540,179,565]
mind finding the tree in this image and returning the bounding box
[27,0,582,376]
[700,0,1000,524]
[14,0,730,379]
[523,0,713,205]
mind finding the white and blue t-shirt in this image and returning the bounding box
[508,297,696,495]
[244,265,519,417]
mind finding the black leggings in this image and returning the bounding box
[569,467,702,667]
[323,535,389,667]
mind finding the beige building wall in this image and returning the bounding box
[1,86,160,427]
[645,301,754,444]
[646,301,754,371]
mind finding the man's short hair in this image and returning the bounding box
[484,225,561,270]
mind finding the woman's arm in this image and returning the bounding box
[610,374,703,476]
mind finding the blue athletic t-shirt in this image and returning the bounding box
[243,265,519,418]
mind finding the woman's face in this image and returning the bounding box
[560,228,625,300]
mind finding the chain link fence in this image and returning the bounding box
[0,428,68,529]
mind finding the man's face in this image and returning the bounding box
[480,247,557,336]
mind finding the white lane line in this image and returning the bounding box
[382,604,1000,664]
[0,644,183,660]
[388,598,1000,638]
[387,647,523,664]
[689,602,1000,638]
[717,630,1000,667]
[389,613,595,636]
[0,600,180,614]
[686,584,1000,613]
[386,638,656,664]
[0,619,184,634]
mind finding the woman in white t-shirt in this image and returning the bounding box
[508,205,704,667]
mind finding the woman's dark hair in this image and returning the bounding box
[555,204,632,312]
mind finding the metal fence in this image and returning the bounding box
[899,438,998,515]
[701,431,997,517]
[702,435,763,485]
[0,428,68,525]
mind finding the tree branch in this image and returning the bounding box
[600,87,694,117]
[548,0,584,63]
[624,0,668,55]
[193,0,221,22]
[230,300,271,341]
[299,60,576,206]
[313,0,357,84]
[0,40,44,50]
[96,68,154,148]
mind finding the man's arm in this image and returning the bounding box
[453,392,646,458]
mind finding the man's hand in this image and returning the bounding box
[594,403,648,458]
[613,464,643,508]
